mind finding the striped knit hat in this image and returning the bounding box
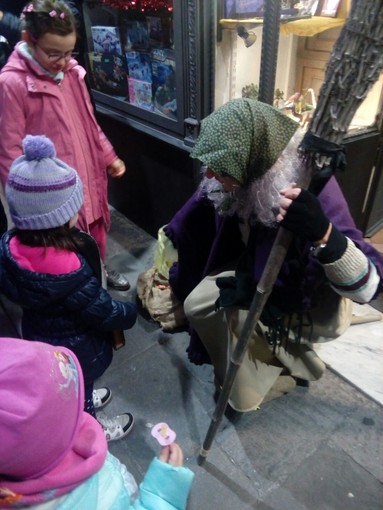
[6,135,83,230]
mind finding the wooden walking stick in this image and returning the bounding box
[198,0,383,465]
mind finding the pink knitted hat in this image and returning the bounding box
[0,338,107,506]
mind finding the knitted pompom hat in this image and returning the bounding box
[6,135,83,230]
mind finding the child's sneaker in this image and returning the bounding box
[92,387,112,409]
[97,412,134,441]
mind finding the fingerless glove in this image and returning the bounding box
[280,189,330,242]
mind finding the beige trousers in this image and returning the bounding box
[184,271,326,412]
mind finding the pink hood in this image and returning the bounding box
[0,338,107,507]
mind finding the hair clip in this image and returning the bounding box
[22,4,34,13]
[48,10,65,19]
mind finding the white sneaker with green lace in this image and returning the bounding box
[97,411,134,442]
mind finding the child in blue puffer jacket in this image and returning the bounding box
[0,134,137,441]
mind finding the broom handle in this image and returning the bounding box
[198,227,293,464]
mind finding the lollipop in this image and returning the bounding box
[151,422,176,446]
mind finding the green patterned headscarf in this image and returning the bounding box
[190,98,298,186]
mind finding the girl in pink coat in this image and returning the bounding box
[0,0,130,290]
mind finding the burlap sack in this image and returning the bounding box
[137,267,187,331]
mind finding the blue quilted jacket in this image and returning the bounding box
[0,230,137,385]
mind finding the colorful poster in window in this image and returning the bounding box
[88,52,128,97]
[128,77,154,111]
[151,48,176,119]
[151,48,175,89]
[91,26,123,55]
[126,51,152,82]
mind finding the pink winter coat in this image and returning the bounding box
[0,42,117,232]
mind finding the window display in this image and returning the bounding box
[83,0,177,122]
[81,0,214,146]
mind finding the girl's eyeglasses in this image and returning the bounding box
[35,42,79,62]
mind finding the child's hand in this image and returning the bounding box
[158,442,184,467]
[107,158,126,178]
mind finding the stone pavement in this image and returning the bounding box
[1,208,382,510]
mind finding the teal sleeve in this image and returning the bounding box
[132,457,194,510]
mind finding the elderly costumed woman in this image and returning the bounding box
[163,98,383,412]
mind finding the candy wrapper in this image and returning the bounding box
[151,422,176,446]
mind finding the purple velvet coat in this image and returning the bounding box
[164,177,383,363]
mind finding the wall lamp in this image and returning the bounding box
[236,25,257,48]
